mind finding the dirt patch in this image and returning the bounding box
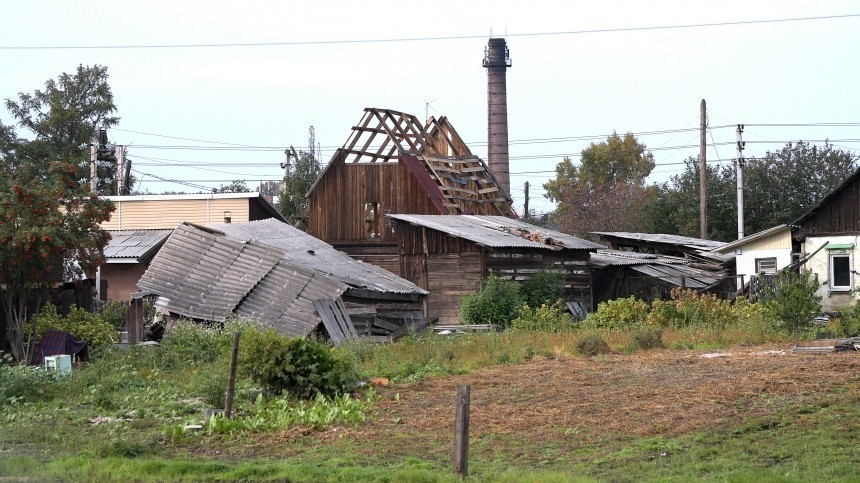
[199,346,860,465]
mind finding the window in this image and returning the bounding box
[755,257,777,274]
[830,254,852,291]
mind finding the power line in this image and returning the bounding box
[3,14,858,50]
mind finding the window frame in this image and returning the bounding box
[754,257,777,275]
[829,253,853,292]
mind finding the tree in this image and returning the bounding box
[0,66,116,363]
[5,64,120,194]
[277,150,321,229]
[213,179,251,193]
[644,141,857,241]
[544,132,656,238]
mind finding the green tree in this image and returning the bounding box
[213,179,251,193]
[0,67,116,363]
[277,150,321,229]
[764,270,822,341]
[5,65,120,194]
[645,142,857,241]
[544,132,656,238]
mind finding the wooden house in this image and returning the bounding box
[711,224,794,292]
[792,167,860,312]
[98,192,285,302]
[307,108,516,271]
[386,215,602,324]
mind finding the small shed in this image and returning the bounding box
[386,214,602,324]
[100,229,172,302]
[138,220,427,342]
[307,108,516,270]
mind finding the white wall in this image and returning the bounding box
[804,235,860,312]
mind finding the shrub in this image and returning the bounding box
[646,289,735,328]
[832,303,860,337]
[576,333,611,356]
[239,330,356,399]
[520,269,566,308]
[586,296,649,329]
[31,304,115,357]
[0,352,60,405]
[98,300,129,330]
[511,303,573,332]
[460,275,522,327]
[631,326,664,351]
[764,270,822,338]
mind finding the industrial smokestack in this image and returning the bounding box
[483,37,512,196]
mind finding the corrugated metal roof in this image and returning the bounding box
[589,249,689,268]
[387,215,603,250]
[235,261,347,337]
[104,230,172,261]
[139,223,284,322]
[592,231,726,251]
[210,219,426,294]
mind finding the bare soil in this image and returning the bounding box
[196,346,860,466]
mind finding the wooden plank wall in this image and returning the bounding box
[426,253,483,325]
[485,250,593,312]
[335,243,401,275]
[797,176,860,238]
[307,159,441,243]
[342,292,425,336]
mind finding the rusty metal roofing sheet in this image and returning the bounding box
[386,215,603,250]
[210,219,426,294]
[139,223,283,322]
[629,264,717,288]
[104,230,172,261]
[589,249,690,268]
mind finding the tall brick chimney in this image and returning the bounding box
[483,37,512,196]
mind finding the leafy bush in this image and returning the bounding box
[832,303,860,337]
[631,326,664,351]
[0,352,60,405]
[576,333,611,356]
[764,270,822,338]
[31,304,115,357]
[239,330,356,399]
[646,289,736,328]
[460,275,522,327]
[511,303,572,332]
[586,296,649,329]
[520,269,566,308]
[98,300,129,330]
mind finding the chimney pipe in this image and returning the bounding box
[483,37,512,196]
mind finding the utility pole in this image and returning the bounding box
[90,142,97,192]
[699,99,707,239]
[736,124,745,241]
[523,181,530,219]
[116,146,124,195]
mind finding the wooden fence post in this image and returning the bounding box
[125,298,144,344]
[453,384,471,477]
[224,332,241,419]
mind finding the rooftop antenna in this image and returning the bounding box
[424,98,437,122]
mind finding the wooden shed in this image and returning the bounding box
[307,108,516,270]
[386,215,602,324]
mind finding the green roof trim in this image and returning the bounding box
[825,243,855,250]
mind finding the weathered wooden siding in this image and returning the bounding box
[307,157,445,243]
[335,243,401,276]
[485,250,593,312]
[796,175,860,237]
[102,198,250,230]
[426,253,483,325]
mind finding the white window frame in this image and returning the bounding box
[755,257,777,274]
[829,253,853,292]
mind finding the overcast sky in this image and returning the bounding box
[2,1,859,214]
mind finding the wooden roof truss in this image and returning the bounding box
[322,107,515,217]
